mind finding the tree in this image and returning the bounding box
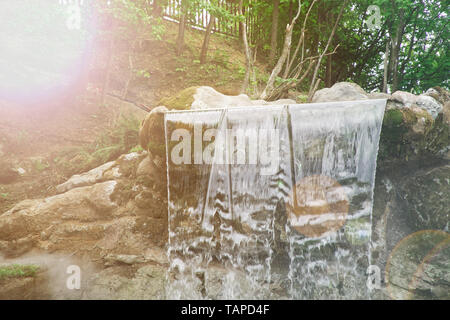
[176,0,188,56]
[259,0,302,100]
[200,15,216,64]
[269,0,280,64]
[199,0,235,64]
[239,0,257,94]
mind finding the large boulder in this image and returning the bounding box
[312,82,368,102]
[378,107,435,162]
[425,86,450,106]
[139,106,168,159]
[416,95,443,119]
[385,230,449,300]
[390,90,443,119]
[371,163,450,300]
[364,87,450,163]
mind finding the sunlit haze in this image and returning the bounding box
[0,0,91,101]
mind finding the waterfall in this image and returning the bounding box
[164,99,386,299]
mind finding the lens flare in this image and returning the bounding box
[0,0,91,101]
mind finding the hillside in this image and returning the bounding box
[0,19,267,214]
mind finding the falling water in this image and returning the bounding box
[164,99,386,299]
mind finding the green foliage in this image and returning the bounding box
[0,264,39,281]
[97,0,165,40]
[212,50,231,67]
[129,145,144,153]
[135,68,151,79]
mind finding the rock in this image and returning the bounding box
[390,91,443,119]
[443,102,450,125]
[86,264,166,299]
[391,91,417,107]
[104,254,145,265]
[0,150,169,259]
[104,152,146,179]
[143,247,168,265]
[56,161,115,193]
[56,152,147,194]
[0,181,118,241]
[312,82,368,102]
[378,108,435,162]
[397,165,450,231]
[136,156,161,177]
[191,86,253,109]
[425,86,450,106]
[416,95,443,119]
[385,230,450,300]
[139,106,168,158]
[368,92,392,100]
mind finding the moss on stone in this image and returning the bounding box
[378,106,448,164]
[158,86,200,110]
[379,109,408,161]
[384,109,404,127]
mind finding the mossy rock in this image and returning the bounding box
[139,87,210,158]
[379,107,443,163]
[139,106,168,158]
[158,86,200,110]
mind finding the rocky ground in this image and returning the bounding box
[0,83,449,299]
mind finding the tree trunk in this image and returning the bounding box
[260,0,302,100]
[269,0,280,64]
[152,0,163,17]
[383,40,390,93]
[239,0,253,94]
[325,54,332,87]
[200,15,216,64]
[176,1,187,56]
[283,0,317,79]
[390,10,405,92]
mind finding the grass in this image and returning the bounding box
[0,264,40,281]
